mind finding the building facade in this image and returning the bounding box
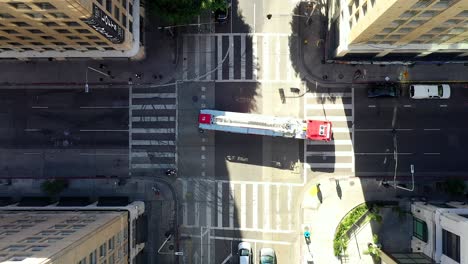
[0,0,141,58]
[0,201,144,263]
[331,0,468,61]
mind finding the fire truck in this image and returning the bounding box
[198,109,332,141]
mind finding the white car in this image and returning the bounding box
[409,84,450,99]
[238,242,252,264]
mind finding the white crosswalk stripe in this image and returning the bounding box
[182,33,301,82]
[304,90,354,173]
[180,179,297,232]
[130,85,177,175]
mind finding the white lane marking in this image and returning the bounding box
[131,163,173,169]
[183,180,188,225]
[305,92,352,98]
[440,104,448,107]
[131,140,174,145]
[332,127,352,133]
[229,35,234,80]
[217,36,223,80]
[217,182,223,228]
[183,35,188,80]
[287,185,292,231]
[23,152,41,155]
[195,181,200,226]
[307,151,355,156]
[252,183,258,229]
[80,129,128,132]
[263,184,270,230]
[177,178,302,187]
[80,106,129,109]
[275,35,280,81]
[424,152,440,155]
[131,152,175,158]
[368,105,376,108]
[305,104,352,109]
[354,152,413,155]
[229,183,234,228]
[240,34,246,80]
[31,106,48,109]
[210,236,292,245]
[423,128,441,131]
[307,116,353,121]
[80,152,128,156]
[309,163,354,168]
[183,225,294,233]
[194,35,200,80]
[132,116,175,122]
[131,104,176,110]
[403,105,412,108]
[132,128,175,133]
[263,35,270,81]
[252,35,258,80]
[307,139,353,145]
[183,33,291,37]
[206,181,213,227]
[275,185,281,230]
[241,183,246,227]
[206,35,212,81]
[131,93,176,99]
[354,128,413,132]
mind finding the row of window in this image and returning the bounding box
[1,28,92,34]
[0,12,70,19]
[77,230,128,264]
[0,47,118,52]
[8,2,57,10]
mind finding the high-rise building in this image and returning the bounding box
[0,201,144,263]
[0,0,141,58]
[331,0,468,60]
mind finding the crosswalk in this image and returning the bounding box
[130,85,177,176]
[304,89,355,173]
[180,179,297,232]
[182,33,301,82]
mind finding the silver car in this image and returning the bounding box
[259,248,276,264]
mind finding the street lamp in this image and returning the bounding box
[395,164,415,192]
[85,66,110,93]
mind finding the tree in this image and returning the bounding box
[41,179,68,197]
[147,0,204,25]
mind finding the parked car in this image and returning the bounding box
[259,248,276,264]
[367,82,400,98]
[238,242,252,264]
[409,84,450,99]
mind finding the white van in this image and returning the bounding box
[409,84,450,99]
[238,242,252,264]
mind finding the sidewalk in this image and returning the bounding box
[296,2,468,86]
[300,176,409,264]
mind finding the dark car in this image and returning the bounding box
[367,83,401,98]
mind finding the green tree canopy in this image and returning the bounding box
[148,0,228,25]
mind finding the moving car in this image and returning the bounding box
[409,84,450,99]
[367,82,400,98]
[238,242,252,264]
[259,248,277,264]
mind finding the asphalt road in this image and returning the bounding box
[354,85,468,177]
[0,88,129,178]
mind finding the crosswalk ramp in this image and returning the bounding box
[182,33,301,82]
[180,179,297,232]
[130,85,177,176]
[304,90,354,173]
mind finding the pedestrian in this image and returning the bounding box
[135,73,142,79]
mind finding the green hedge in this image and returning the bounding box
[333,203,370,256]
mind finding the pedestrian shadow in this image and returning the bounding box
[317,183,323,204]
[336,179,342,200]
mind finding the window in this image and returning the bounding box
[8,42,22,46]
[96,42,107,45]
[36,230,56,236]
[31,42,44,45]
[443,19,461,26]
[420,11,440,17]
[8,3,32,10]
[449,28,464,34]
[34,3,57,10]
[3,29,19,34]
[3,245,27,251]
[397,28,413,34]
[0,13,15,18]
[407,20,424,27]
[57,230,75,235]
[41,36,55,40]
[21,237,42,243]
[442,229,460,262]
[104,47,115,50]
[67,36,81,40]
[89,250,97,264]
[86,47,98,50]
[0,36,8,40]
[106,0,112,13]
[50,13,69,19]
[55,29,71,33]
[28,29,44,34]
[97,0,103,5]
[18,36,32,40]
[108,253,115,264]
[121,14,127,28]
[114,7,120,21]
[456,10,468,17]
[412,218,428,242]
[122,0,127,9]
[29,245,48,252]
[26,13,47,19]
[411,0,434,9]
[71,224,86,229]
[362,3,367,15]
[8,255,31,261]
[41,237,63,242]
[129,3,133,15]
[76,29,91,33]
[65,21,80,27]
[429,27,446,33]
[42,21,59,27]
[86,35,99,40]
[99,243,107,257]
[400,11,418,18]
[12,22,30,27]
[433,0,454,8]
[50,224,67,229]
[78,257,87,264]
[108,237,115,250]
